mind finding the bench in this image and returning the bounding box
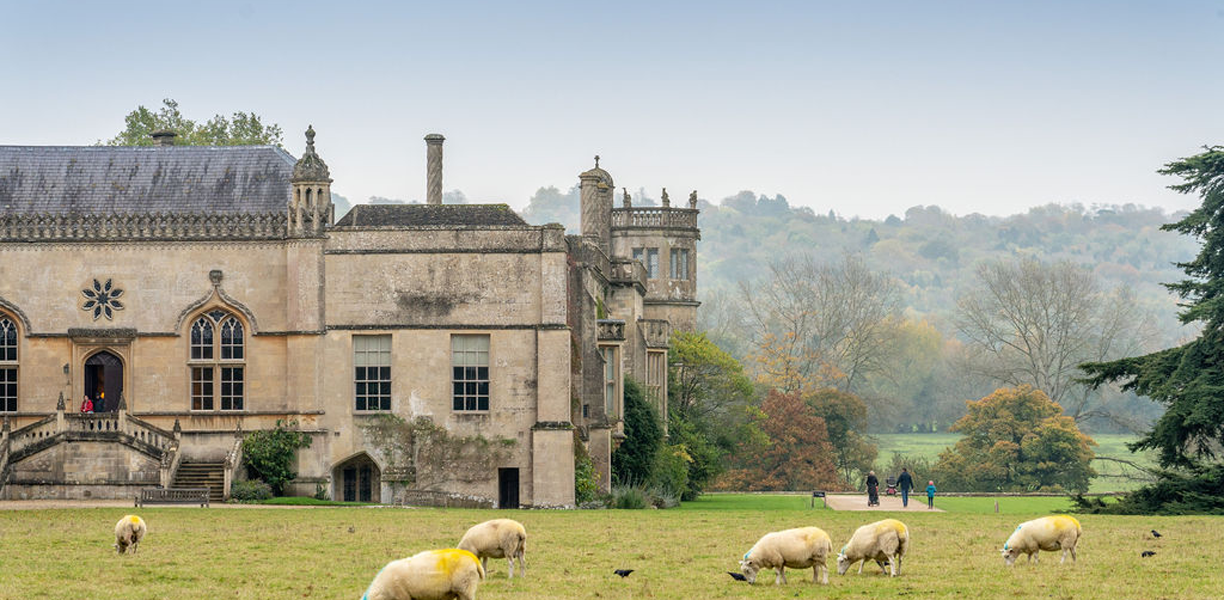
[135,487,211,508]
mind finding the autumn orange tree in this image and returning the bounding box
[716,390,841,491]
[934,386,1096,492]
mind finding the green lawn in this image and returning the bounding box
[874,433,1158,493]
[0,496,1219,599]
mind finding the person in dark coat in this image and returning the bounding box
[897,468,915,508]
[865,470,880,506]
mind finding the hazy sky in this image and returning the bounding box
[3,0,1223,219]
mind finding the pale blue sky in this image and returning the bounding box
[3,0,1223,218]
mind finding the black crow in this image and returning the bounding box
[614,569,634,578]
[1141,550,1156,558]
[1151,529,1162,538]
[727,572,748,582]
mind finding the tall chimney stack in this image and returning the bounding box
[425,134,445,205]
[151,130,177,146]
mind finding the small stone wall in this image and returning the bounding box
[397,489,495,509]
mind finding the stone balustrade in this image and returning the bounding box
[640,319,671,348]
[611,207,699,230]
[7,415,57,455]
[0,211,291,242]
[597,319,626,341]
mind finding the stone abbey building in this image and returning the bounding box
[0,129,698,507]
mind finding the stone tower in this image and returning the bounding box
[579,156,614,256]
[290,125,334,236]
[610,188,701,331]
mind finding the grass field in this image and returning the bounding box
[874,433,1158,493]
[1,495,1220,599]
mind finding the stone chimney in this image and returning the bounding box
[579,155,613,256]
[151,130,177,146]
[425,134,445,205]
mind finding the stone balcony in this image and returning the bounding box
[597,319,626,342]
[611,207,699,233]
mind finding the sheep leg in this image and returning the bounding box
[519,549,527,577]
[818,564,829,585]
[857,560,864,574]
[1070,545,1077,563]
[877,560,888,575]
[894,554,902,577]
[481,556,488,576]
[775,567,786,585]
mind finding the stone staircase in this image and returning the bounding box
[173,462,225,503]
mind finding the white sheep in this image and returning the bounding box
[362,549,485,600]
[1001,515,1082,566]
[738,526,833,585]
[457,518,527,578]
[836,518,909,577]
[113,514,147,554]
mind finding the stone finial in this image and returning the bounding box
[173,418,182,434]
[689,190,698,208]
[622,187,632,208]
[594,155,600,168]
[291,125,332,183]
[209,269,223,287]
[661,187,670,207]
[2,415,9,433]
[56,391,66,411]
[117,392,127,411]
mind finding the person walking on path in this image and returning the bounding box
[897,468,914,507]
[865,470,880,507]
[925,480,937,509]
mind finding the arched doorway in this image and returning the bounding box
[84,351,123,412]
[333,454,381,503]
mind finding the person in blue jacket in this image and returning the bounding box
[925,480,937,509]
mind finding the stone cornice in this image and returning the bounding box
[0,211,305,242]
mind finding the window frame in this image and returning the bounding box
[600,344,621,419]
[0,315,17,413]
[670,248,689,280]
[451,334,490,413]
[353,334,392,412]
[187,309,245,412]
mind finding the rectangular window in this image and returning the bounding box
[645,248,659,279]
[191,367,214,410]
[220,367,244,411]
[0,367,15,412]
[354,335,392,411]
[670,248,689,279]
[646,350,666,406]
[602,346,618,417]
[451,334,489,412]
[632,248,644,263]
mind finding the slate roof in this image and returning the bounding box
[0,145,296,215]
[334,204,528,227]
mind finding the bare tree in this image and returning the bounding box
[955,258,1155,421]
[739,254,901,394]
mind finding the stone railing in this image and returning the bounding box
[609,259,646,287]
[6,415,57,456]
[65,412,122,434]
[640,318,671,348]
[597,319,626,341]
[0,211,290,242]
[222,425,244,501]
[122,413,176,453]
[611,207,699,230]
[0,420,10,487]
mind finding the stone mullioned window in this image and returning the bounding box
[189,309,245,411]
[354,335,391,411]
[451,335,489,412]
[0,316,16,412]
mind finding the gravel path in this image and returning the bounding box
[824,493,944,512]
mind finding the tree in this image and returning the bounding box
[716,390,840,491]
[805,388,877,483]
[1081,146,1224,470]
[106,99,283,147]
[955,258,1154,422]
[934,386,1096,493]
[740,254,901,395]
[242,420,312,496]
[612,379,663,485]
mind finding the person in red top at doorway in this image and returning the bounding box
[80,395,94,413]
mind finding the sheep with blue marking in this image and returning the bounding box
[362,549,485,600]
[113,514,146,554]
[738,526,832,585]
[1001,515,1082,566]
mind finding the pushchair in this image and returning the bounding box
[867,483,880,507]
[885,476,899,496]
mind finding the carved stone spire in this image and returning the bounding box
[291,126,332,183]
[56,391,65,411]
[290,125,334,235]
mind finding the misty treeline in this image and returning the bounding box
[522,185,1193,436]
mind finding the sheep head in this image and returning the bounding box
[738,557,760,584]
[1000,547,1020,566]
[835,551,851,575]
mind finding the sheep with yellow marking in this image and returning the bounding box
[738,526,833,585]
[113,514,146,554]
[362,549,485,600]
[836,518,909,577]
[1000,515,1082,566]
[457,518,527,579]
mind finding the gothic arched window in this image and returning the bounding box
[188,309,244,411]
[0,316,17,412]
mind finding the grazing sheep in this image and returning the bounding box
[362,549,485,600]
[113,514,146,555]
[836,518,909,577]
[457,519,527,578]
[1001,515,1082,566]
[738,526,833,585]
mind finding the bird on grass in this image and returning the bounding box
[1151,529,1162,538]
[614,569,634,578]
[727,572,748,582]
[1141,550,1156,558]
